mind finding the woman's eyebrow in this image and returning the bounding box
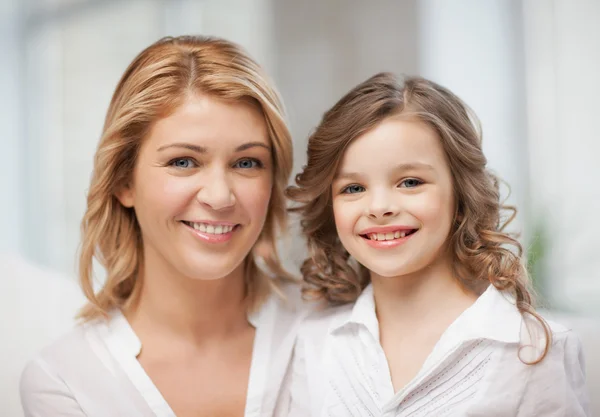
[235,142,271,152]
[157,141,271,153]
[157,143,207,153]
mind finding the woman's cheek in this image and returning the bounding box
[238,177,272,216]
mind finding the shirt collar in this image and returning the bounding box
[329,283,523,345]
[444,284,523,345]
[99,301,270,416]
[247,302,263,328]
[100,310,173,415]
[330,283,379,338]
[105,309,142,356]
[103,301,267,356]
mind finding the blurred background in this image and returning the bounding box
[1,0,598,415]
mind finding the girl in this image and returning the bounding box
[286,73,589,416]
[20,36,305,417]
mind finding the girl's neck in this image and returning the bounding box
[124,247,251,347]
[371,254,478,331]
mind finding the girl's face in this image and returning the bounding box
[331,117,456,280]
[117,94,273,282]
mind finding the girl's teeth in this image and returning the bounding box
[368,230,411,241]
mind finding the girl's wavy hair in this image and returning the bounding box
[78,35,294,321]
[287,72,551,363]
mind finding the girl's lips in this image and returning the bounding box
[360,229,417,249]
[359,225,418,235]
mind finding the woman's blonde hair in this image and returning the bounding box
[287,73,551,363]
[78,35,294,321]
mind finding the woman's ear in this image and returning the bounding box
[252,233,270,260]
[115,184,135,208]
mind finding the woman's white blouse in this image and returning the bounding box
[287,284,590,417]
[20,284,307,417]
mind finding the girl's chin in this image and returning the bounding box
[365,264,420,280]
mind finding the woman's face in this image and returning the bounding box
[117,94,273,281]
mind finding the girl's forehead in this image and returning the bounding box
[339,119,445,165]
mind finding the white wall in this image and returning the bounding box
[18,0,278,275]
[523,0,600,407]
[523,0,600,314]
[272,0,420,268]
[0,0,24,255]
[417,0,529,237]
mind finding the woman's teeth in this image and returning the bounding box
[367,231,411,241]
[185,222,235,234]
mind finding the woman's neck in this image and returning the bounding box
[124,247,251,347]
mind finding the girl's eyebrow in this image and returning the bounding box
[334,171,363,181]
[335,162,435,180]
[395,162,435,172]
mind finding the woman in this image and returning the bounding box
[20,35,304,417]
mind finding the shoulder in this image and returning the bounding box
[21,317,109,388]
[27,325,90,368]
[256,282,314,357]
[545,322,586,365]
[20,326,94,414]
[269,281,336,323]
[471,315,590,415]
[19,356,87,416]
[524,317,589,405]
[522,327,590,415]
[297,302,354,343]
[531,316,583,357]
[20,315,148,415]
[515,311,578,361]
[286,303,354,416]
[271,280,306,313]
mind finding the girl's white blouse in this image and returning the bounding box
[20,284,307,417]
[287,284,590,417]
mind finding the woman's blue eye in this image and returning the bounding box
[399,178,422,188]
[342,184,365,194]
[170,158,195,169]
[235,158,262,169]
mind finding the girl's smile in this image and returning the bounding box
[359,225,419,248]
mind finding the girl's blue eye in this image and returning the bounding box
[234,158,262,169]
[170,158,195,169]
[399,178,423,188]
[342,184,365,194]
